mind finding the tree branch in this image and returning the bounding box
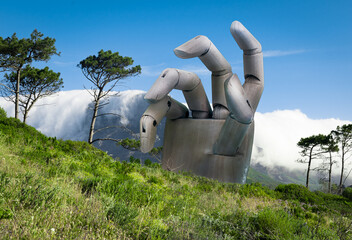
[96,112,122,118]
[93,125,123,135]
[91,138,122,144]
[0,82,15,93]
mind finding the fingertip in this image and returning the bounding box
[144,68,179,102]
[174,35,211,59]
[140,116,157,153]
[140,139,153,153]
[230,21,261,53]
[173,49,189,59]
[230,21,243,34]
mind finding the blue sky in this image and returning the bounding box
[1,0,352,120]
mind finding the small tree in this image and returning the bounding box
[297,134,330,188]
[77,50,141,144]
[0,30,60,119]
[332,124,352,193]
[1,65,63,123]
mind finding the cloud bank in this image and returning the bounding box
[253,110,351,173]
[1,90,351,179]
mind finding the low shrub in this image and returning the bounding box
[129,156,140,164]
[0,207,12,219]
[342,187,352,201]
[148,175,163,185]
[79,176,102,195]
[275,184,321,204]
[144,159,152,167]
[238,182,275,198]
[195,176,217,192]
[0,107,6,118]
[250,208,308,239]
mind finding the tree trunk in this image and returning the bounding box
[23,111,28,124]
[23,93,35,124]
[15,69,21,119]
[88,89,103,144]
[339,149,345,194]
[306,149,313,188]
[328,151,332,193]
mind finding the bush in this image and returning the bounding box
[129,156,141,164]
[144,159,152,167]
[0,107,6,118]
[342,187,352,201]
[0,207,13,219]
[238,182,274,198]
[148,175,163,185]
[79,176,102,195]
[275,184,321,204]
[250,208,307,239]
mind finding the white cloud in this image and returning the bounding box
[181,65,209,76]
[253,109,352,174]
[263,49,306,58]
[141,63,211,77]
[0,89,146,140]
[140,63,166,77]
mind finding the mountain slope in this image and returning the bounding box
[1,107,352,239]
[246,167,281,188]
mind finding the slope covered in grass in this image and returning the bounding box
[0,107,351,239]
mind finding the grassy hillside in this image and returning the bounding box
[0,108,352,239]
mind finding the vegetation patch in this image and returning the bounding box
[343,187,352,201]
[0,108,351,239]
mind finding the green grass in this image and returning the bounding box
[0,107,351,239]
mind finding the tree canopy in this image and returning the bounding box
[2,65,63,123]
[332,124,352,192]
[0,29,60,119]
[297,134,331,188]
[297,126,352,192]
[78,49,141,93]
[0,30,59,69]
[77,49,141,144]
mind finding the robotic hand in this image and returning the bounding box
[140,21,264,183]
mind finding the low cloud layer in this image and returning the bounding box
[253,110,351,173]
[1,90,351,180]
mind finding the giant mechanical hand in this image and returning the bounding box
[140,21,264,183]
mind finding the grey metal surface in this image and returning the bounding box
[174,35,232,119]
[140,20,264,183]
[162,119,254,183]
[144,68,212,119]
[140,96,188,153]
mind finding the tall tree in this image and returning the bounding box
[0,29,60,119]
[77,50,141,144]
[322,133,339,193]
[332,124,352,193]
[1,65,63,123]
[297,134,330,188]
